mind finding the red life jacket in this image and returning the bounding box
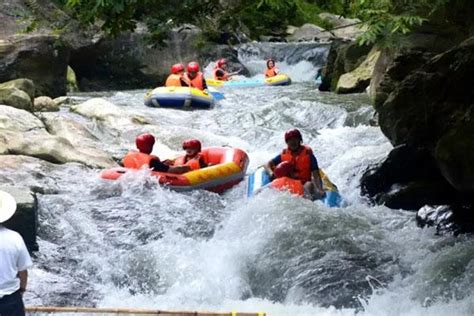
[173,153,207,171]
[184,72,205,90]
[280,145,313,184]
[122,151,160,169]
[165,74,183,87]
[271,177,304,196]
[213,68,229,81]
[265,67,278,78]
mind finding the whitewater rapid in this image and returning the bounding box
[10,54,472,316]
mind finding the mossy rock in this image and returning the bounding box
[0,87,33,111]
[0,78,35,99]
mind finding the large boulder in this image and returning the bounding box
[322,41,372,91]
[0,79,35,99]
[0,34,69,97]
[0,186,38,251]
[0,87,32,111]
[3,129,115,168]
[336,49,381,94]
[1,105,115,168]
[34,96,59,112]
[362,37,474,212]
[0,105,44,131]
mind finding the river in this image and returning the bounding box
[13,47,473,315]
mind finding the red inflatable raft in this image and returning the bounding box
[101,147,249,193]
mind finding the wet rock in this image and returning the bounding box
[4,129,115,168]
[0,87,32,111]
[336,49,381,94]
[34,96,59,112]
[0,185,38,251]
[0,105,44,132]
[71,98,150,126]
[1,105,115,168]
[417,205,474,235]
[361,145,457,210]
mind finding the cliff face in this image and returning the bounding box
[360,37,474,232]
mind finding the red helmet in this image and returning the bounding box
[187,62,200,73]
[274,161,294,178]
[284,129,302,142]
[182,139,201,152]
[171,63,184,74]
[136,133,155,154]
[217,58,227,67]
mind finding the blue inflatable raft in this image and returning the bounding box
[247,167,342,207]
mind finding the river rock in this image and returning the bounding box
[416,205,474,235]
[0,185,38,251]
[34,96,59,112]
[336,49,381,94]
[0,105,44,132]
[71,98,150,126]
[4,129,115,168]
[322,41,372,91]
[0,87,33,111]
[0,78,35,99]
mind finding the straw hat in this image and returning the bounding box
[0,190,17,223]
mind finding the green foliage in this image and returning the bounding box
[350,0,449,47]
[50,0,466,48]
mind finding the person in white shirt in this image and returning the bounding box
[0,190,33,316]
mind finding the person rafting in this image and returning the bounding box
[213,58,240,81]
[264,59,279,78]
[184,62,208,91]
[270,161,304,196]
[165,63,189,87]
[264,129,325,200]
[122,133,189,174]
[173,139,208,171]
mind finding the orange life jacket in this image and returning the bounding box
[122,151,160,169]
[213,68,229,81]
[165,74,183,87]
[184,72,205,90]
[271,177,304,196]
[173,153,207,171]
[280,145,313,184]
[265,67,278,78]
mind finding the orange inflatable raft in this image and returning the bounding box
[101,147,249,193]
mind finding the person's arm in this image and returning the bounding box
[199,157,208,168]
[264,155,281,178]
[202,78,208,90]
[309,153,324,197]
[18,270,28,295]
